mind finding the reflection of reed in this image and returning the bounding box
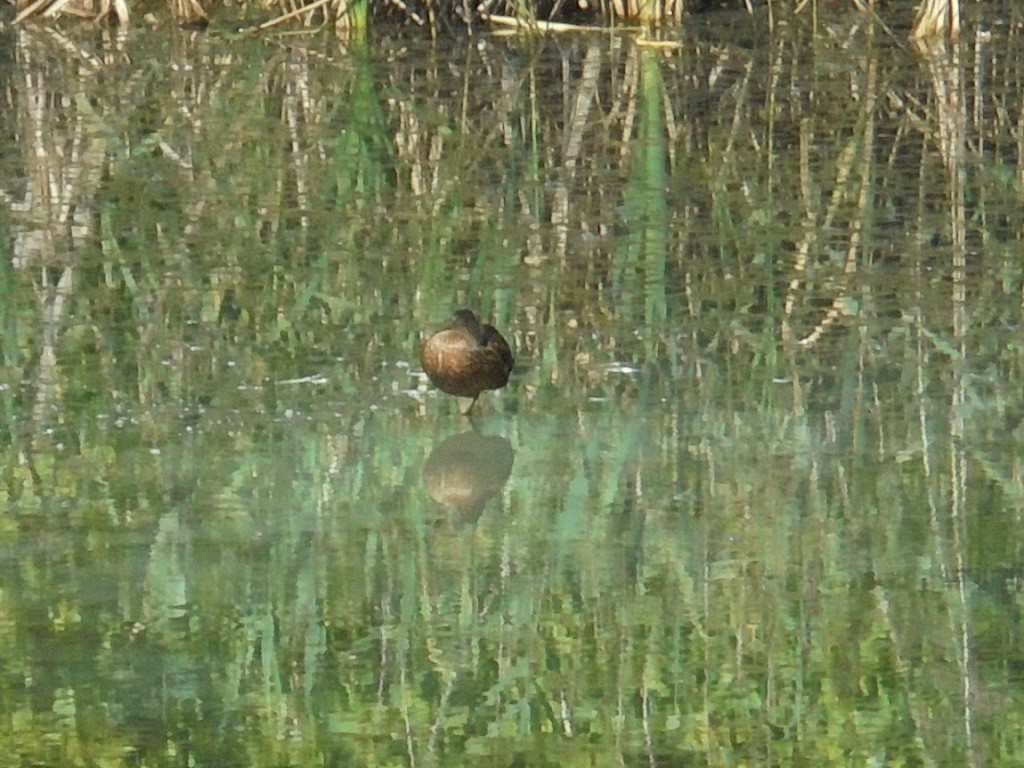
[913,35,975,766]
[11,30,110,442]
[32,267,74,445]
[422,432,514,523]
[552,42,602,263]
[783,33,878,349]
[14,30,106,266]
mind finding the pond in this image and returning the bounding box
[1,2,1024,765]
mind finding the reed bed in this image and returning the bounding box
[8,0,962,40]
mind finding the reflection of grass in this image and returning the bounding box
[618,49,668,354]
[3,352,986,763]
[272,390,969,764]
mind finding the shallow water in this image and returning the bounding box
[2,3,1024,765]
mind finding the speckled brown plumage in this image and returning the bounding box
[421,309,514,415]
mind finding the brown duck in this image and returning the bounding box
[421,309,514,415]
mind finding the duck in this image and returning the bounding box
[421,309,514,415]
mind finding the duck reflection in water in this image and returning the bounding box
[423,432,515,525]
[421,309,514,416]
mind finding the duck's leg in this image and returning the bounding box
[462,395,481,417]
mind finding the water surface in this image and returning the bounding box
[2,4,1024,765]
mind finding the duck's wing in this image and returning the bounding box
[482,325,515,381]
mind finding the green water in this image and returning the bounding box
[2,5,1024,765]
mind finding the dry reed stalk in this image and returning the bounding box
[96,0,129,22]
[911,0,960,41]
[170,0,208,26]
[485,13,636,32]
[15,0,90,23]
[255,0,332,30]
[15,0,128,23]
